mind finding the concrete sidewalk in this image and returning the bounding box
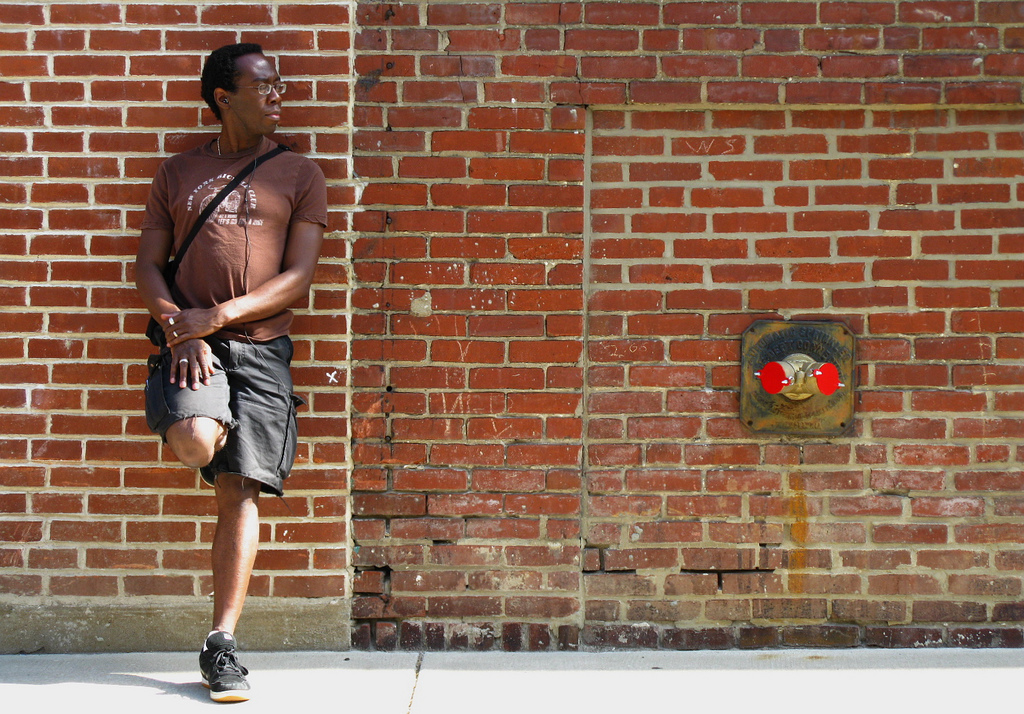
[1,648,1020,712]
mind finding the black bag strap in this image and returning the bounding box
[164,142,290,284]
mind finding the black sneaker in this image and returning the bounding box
[199,631,251,702]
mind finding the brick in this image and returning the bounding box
[742,2,817,24]
[914,601,987,623]
[874,524,949,544]
[743,56,820,78]
[632,213,706,234]
[707,82,780,104]
[947,82,1021,105]
[950,628,1024,648]
[708,161,783,182]
[866,82,942,104]
[869,574,944,596]
[899,1,975,23]
[865,626,943,648]
[905,56,981,78]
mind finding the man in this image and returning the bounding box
[135,43,327,702]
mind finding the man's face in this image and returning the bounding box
[227,53,282,136]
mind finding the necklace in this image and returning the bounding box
[216,137,221,155]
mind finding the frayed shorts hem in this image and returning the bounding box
[200,467,285,498]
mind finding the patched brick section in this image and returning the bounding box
[585,106,1024,644]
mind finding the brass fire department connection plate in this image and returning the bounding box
[740,320,856,436]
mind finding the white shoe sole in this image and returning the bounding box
[203,678,251,702]
[210,689,251,703]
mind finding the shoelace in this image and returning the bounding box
[211,648,249,679]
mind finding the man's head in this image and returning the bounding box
[201,43,265,121]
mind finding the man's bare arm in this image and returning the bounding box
[159,220,326,348]
[135,227,179,323]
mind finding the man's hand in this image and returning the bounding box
[162,307,223,349]
[169,338,215,390]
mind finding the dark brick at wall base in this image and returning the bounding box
[350,622,1024,652]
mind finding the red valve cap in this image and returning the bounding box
[812,362,843,396]
[755,361,792,394]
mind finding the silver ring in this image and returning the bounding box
[168,317,175,326]
[179,359,189,366]
[172,330,178,338]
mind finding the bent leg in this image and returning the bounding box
[147,339,233,467]
[211,472,262,634]
[165,417,227,468]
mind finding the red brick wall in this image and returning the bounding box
[4,1,1024,651]
[0,2,354,624]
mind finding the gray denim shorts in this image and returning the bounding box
[144,335,301,496]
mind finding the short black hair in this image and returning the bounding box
[201,43,264,120]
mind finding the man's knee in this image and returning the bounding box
[213,474,262,522]
[214,473,262,503]
[166,417,226,468]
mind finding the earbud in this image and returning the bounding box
[221,98,229,104]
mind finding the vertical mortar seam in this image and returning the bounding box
[579,105,595,639]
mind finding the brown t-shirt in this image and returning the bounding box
[141,136,327,342]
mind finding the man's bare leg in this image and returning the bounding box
[165,416,259,632]
[211,473,261,634]
[168,418,258,701]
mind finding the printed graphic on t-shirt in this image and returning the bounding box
[188,175,264,227]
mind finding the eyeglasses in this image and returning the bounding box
[242,82,287,96]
